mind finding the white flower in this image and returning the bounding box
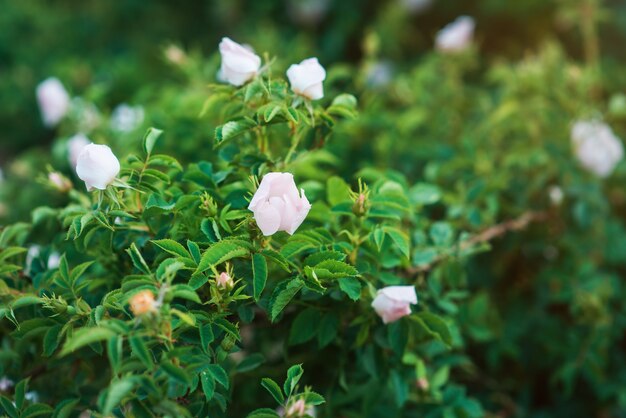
[286,58,326,100]
[571,120,624,177]
[0,377,14,391]
[549,186,564,205]
[67,133,90,169]
[435,16,475,53]
[365,61,393,88]
[47,252,61,270]
[25,245,41,276]
[401,0,433,14]
[76,144,121,191]
[111,103,145,132]
[287,0,329,25]
[71,98,101,132]
[248,173,311,236]
[36,77,71,127]
[219,37,262,86]
[371,286,418,324]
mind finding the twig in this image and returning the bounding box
[408,210,548,274]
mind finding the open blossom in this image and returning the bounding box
[571,120,624,178]
[36,77,70,127]
[287,58,326,100]
[435,16,475,53]
[248,173,311,236]
[129,290,157,316]
[216,272,234,289]
[67,133,90,169]
[371,286,418,324]
[219,37,261,86]
[75,144,121,191]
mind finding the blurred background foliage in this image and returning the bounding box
[2,0,626,417]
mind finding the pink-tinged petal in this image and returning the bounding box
[380,286,418,304]
[286,189,312,235]
[252,201,282,236]
[219,38,261,73]
[302,82,324,100]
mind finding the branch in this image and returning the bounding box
[408,210,548,274]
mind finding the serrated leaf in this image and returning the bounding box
[283,364,304,397]
[252,253,267,301]
[196,241,250,274]
[200,370,215,401]
[207,364,229,389]
[382,227,410,258]
[161,361,191,386]
[411,312,452,346]
[103,378,137,414]
[151,239,190,259]
[338,277,362,301]
[270,278,304,322]
[60,327,117,356]
[215,119,256,145]
[130,335,153,369]
[126,243,151,275]
[289,309,321,345]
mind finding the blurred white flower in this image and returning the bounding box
[371,286,417,324]
[24,391,39,403]
[364,61,394,88]
[219,37,262,86]
[47,252,61,270]
[111,103,145,133]
[549,186,564,205]
[435,16,475,53]
[76,144,121,191]
[287,0,329,25]
[36,77,70,127]
[71,98,101,132]
[0,377,14,391]
[401,0,433,14]
[571,120,624,178]
[287,58,326,100]
[25,245,41,276]
[48,172,72,192]
[67,133,91,169]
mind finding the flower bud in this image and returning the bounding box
[371,286,418,324]
[435,16,475,53]
[75,143,121,191]
[129,290,157,316]
[286,399,307,417]
[416,377,430,390]
[216,272,234,290]
[287,58,326,100]
[352,193,368,216]
[36,77,70,127]
[48,172,72,192]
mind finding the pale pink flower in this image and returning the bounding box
[371,286,418,324]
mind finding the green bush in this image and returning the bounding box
[1,1,626,417]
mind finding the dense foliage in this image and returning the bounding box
[2,1,626,417]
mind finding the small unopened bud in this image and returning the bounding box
[549,186,564,206]
[286,399,307,417]
[217,272,234,290]
[129,290,157,316]
[417,377,429,391]
[48,172,72,192]
[353,193,367,216]
[165,45,186,65]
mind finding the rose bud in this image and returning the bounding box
[248,172,312,236]
[571,120,624,178]
[286,399,307,417]
[286,58,326,100]
[435,16,475,53]
[219,37,262,86]
[36,77,70,127]
[417,377,430,391]
[129,290,157,316]
[48,172,72,192]
[67,133,90,169]
[371,286,418,324]
[75,143,121,191]
[216,272,234,290]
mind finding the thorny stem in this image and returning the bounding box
[407,210,548,274]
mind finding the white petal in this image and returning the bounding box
[379,286,418,304]
[253,200,282,236]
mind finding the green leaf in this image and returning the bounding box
[260,249,291,272]
[43,324,63,356]
[143,127,163,155]
[161,361,191,386]
[261,378,285,404]
[411,312,452,346]
[327,176,352,206]
[51,399,79,418]
[215,119,257,145]
[289,309,321,345]
[130,335,153,369]
[126,243,151,275]
[0,395,18,418]
[151,239,190,259]
[60,327,117,356]
[103,378,137,415]
[107,335,123,373]
[200,370,215,401]
[283,364,304,397]
[302,391,326,405]
[269,278,304,322]
[21,404,54,418]
[338,277,362,301]
[15,378,28,410]
[207,364,229,389]
[196,241,250,274]
[382,227,410,258]
[304,251,346,266]
[430,222,454,247]
[409,183,441,205]
[170,284,201,304]
[252,253,267,301]
[246,408,281,418]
